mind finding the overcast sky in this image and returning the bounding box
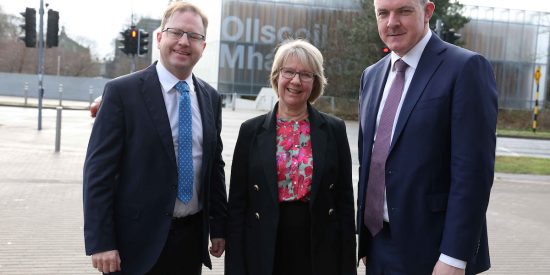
[1,0,170,59]
[2,0,549,59]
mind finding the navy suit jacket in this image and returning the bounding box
[357,34,497,274]
[226,103,357,275]
[83,63,227,274]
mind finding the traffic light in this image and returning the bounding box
[119,27,138,55]
[129,27,138,54]
[381,46,391,57]
[443,28,461,45]
[118,27,149,56]
[46,10,59,48]
[128,27,139,54]
[118,29,130,54]
[20,8,36,48]
[138,29,149,55]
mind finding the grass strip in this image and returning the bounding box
[495,156,550,175]
[497,129,550,139]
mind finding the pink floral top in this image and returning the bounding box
[275,114,313,202]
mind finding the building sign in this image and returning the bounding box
[220,16,328,71]
[218,0,355,94]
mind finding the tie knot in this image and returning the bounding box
[175,81,189,94]
[394,59,408,73]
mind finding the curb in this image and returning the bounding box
[496,134,550,141]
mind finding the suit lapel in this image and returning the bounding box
[258,107,279,204]
[193,75,214,168]
[361,58,391,157]
[308,105,326,206]
[391,35,445,150]
[139,64,177,166]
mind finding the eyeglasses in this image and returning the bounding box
[279,67,316,82]
[162,28,205,42]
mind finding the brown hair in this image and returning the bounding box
[160,1,208,36]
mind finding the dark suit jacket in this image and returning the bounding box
[225,103,357,275]
[357,34,497,274]
[83,63,227,274]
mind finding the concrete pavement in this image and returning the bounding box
[0,102,549,274]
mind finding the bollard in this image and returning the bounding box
[330,96,335,112]
[58,84,63,106]
[232,92,237,111]
[24,82,29,106]
[55,107,62,152]
[89,86,94,108]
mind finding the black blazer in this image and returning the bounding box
[83,63,227,274]
[225,103,357,275]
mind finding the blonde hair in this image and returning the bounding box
[160,1,208,36]
[270,39,327,103]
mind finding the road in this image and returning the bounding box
[497,137,550,159]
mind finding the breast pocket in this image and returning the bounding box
[414,96,448,111]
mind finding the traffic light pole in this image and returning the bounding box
[37,0,46,130]
[130,55,136,73]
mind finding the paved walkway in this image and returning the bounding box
[0,103,549,274]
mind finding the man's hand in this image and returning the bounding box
[92,250,121,274]
[209,238,225,257]
[362,256,367,266]
[432,260,465,275]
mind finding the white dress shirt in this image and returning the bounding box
[156,61,203,217]
[375,31,467,270]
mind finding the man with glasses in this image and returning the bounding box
[83,2,227,274]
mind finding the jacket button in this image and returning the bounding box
[255,212,260,220]
[328,208,334,216]
[329,184,334,190]
[253,185,260,191]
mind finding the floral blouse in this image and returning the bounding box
[275,114,313,202]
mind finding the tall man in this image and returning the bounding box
[357,0,497,274]
[83,2,227,274]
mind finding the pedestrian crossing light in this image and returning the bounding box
[20,8,37,48]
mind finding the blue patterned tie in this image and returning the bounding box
[175,81,193,203]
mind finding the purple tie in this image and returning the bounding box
[364,59,408,236]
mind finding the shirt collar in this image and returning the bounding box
[390,30,432,71]
[156,61,194,93]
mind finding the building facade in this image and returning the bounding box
[152,1,549,110]
[153,0,360,96]
[462,5,549,109]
